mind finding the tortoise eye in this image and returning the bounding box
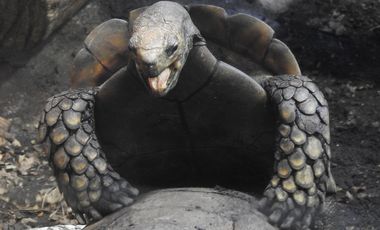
[166,44,178,56]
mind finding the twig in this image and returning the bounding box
[369,25,380,31]
[49,208,58,219]
[41,187,55,209]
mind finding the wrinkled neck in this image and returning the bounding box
[162,45,218,102]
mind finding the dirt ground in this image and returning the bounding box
[0,0,379,229]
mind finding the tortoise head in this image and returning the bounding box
[128,1,203,97]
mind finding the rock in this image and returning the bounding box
[0,0,90,59]
[0,0,48,56]
[17,153,40,175]
[0,116,11,132]
[11,139,21,148]
[31,225,85,230]
[255,0,296,14]
[0,137,7,147]
[371,121,380,128]
[21,218,38,225]
[356,193,368,200]
[86,188,275,230]
[345,191,354,202]
[44,0,91,39]
[45,187,63,205]
[0,183,9,195]
[104,0,268,20]
[324,87,334,98]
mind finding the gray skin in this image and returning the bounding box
[38,1,336,229]
[128,1,204,96]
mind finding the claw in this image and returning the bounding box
[119,180,128,189]
[264,188,276,200]
[108,202,123,212]
[317,190,326,205]
[286,197,295,210]
[270,200,287,212]
[118,194,134,206]
[96,199,123,213]
[75,213,86,224]
[87,207,103,221]
[302,210,313,228]
[258,197,269,210]
[268,209,283,224]
[119,180,139,196]
[280,215,295,229]
[126,186,139,197]
[108,182,120,192]
[293,221,303,230]
[83,213,91,223]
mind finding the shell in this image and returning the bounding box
[70,4,300,88]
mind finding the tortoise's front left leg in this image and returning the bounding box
[260,75,336,229]
[37,89,138,223]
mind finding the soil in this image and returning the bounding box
[277,0,380,82]
[0,0,379,229]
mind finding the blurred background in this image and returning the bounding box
[0,0,379,229]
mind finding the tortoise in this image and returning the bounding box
[37,1,336,229]
[84,187,276,230]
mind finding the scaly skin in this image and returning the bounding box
[259,75,336,229]
[37,89,138,223]
[38,75,336,227]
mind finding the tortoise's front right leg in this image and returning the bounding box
[259,75,336,229]
[37,89,138,223]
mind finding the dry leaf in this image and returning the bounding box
[17,154,40,175]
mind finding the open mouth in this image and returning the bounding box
[147,68,172,93]
[145,60,180,96]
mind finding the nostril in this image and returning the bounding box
[145,63,155,70]
[142,62,159,76]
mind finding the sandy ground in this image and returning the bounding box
[0,0,379,229]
